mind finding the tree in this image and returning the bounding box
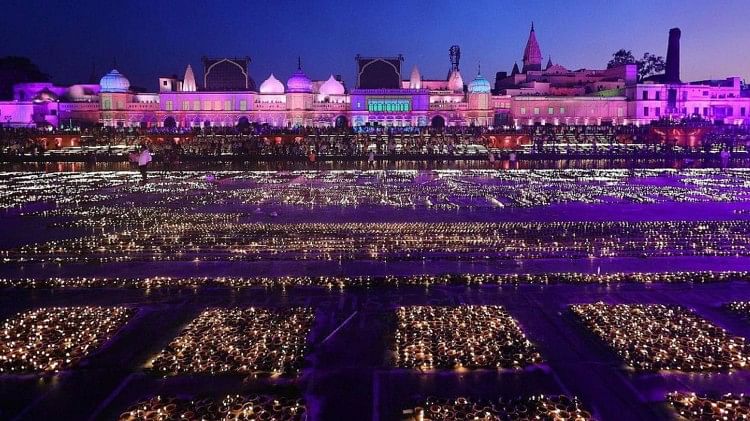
[0,56,50,100]
[607,49,666,82]
[636,53,666,82]
[607,49,636,69]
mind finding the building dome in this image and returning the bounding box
[99,69,130,93]
[259,73,285,94]
[468,73,491,93]
[319,74,345,96]
[448,69,464,92]
[286,68,312,93]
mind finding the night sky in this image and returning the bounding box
[4,0,749,90]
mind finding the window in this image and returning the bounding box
[520,107,526,115]
[682,92,688,101]
[617,108,624,117]
[224,100,232,111]
[559,107,565,114]
[727,107,733,116]
[203,101,211,111]
[193,100,200,111]
[655,91,660,100]
[182,101,189,111]
[548,107,554,115]
[642,91,648,100]
[693,107,699,115]
[166,100,173,111]
[103,100,111,110]
[214,100,221,110]
[703,107,708,116]
[533,107,540,115]
[240,100,247,111]
[163,81,168,86]
[643,107,649,116]
[655,107,660,117]
[703,91,709,96]
[742,107,746,117]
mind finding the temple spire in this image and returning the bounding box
[182,64,197,92]
[409,65,422,89]
[522,22,542,73]
[546,55,553,70]
[511,62,520,76]
[297,56,302,70]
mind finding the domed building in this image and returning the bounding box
[99,69,130,93]
[286,61,313,94]
[259,74,285,94]
[319,75,345,96]
[468,72,491,94]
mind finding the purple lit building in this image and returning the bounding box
[1,26,748,129]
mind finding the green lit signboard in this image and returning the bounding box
[367,98,411,112]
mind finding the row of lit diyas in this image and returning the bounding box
[148,307,313,376]
[27,206,247,229]
[667,392,750,420]
[119,394,306,421]
[2,271,749,290]
[7,220,750,263]
[402,395,593,421]
[726,301,750,319]
[0,171,139,209]
[395,306,541,370]
[148,168,750,208]
[0,306,133,374]
[5,168,750,211]
[571,302,750,372]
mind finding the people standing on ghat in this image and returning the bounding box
[137,144,152,183]
[720,148,731,170]
[128,149,139,169]
[307,148,316,166]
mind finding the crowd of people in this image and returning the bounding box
[1,122,749,162]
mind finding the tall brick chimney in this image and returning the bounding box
[665,28,681,83]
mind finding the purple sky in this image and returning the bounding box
[4,0,749,89]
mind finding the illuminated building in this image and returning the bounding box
[0,27,747,129]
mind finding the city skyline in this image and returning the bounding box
[4,0,749,90]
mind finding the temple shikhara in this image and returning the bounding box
[1,26,748,129]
